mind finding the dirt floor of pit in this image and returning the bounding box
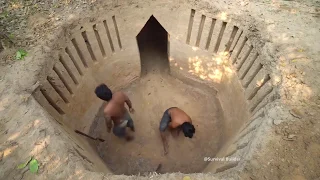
[88,73,224,175]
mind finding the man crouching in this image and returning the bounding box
[159,107,195,155]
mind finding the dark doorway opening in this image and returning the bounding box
[137,15,169,75]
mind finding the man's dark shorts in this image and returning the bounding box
[113,111,134,137]
[159,107,176,132]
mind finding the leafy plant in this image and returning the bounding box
[16,49,28,60]
[17,157,32,169]
[17,157,39,174]
[0,11,9,18]
[29,159,39,173]
[8,33,14,40]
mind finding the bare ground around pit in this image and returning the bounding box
[240,105,320,180]
[88,73,223,175]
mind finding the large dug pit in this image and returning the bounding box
[5,1,310,179]
[31,7,272,176]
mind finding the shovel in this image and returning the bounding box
[75,130,105,142]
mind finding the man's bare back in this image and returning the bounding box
[159,107,195,155]
[167,108,192,129]
[104,92,134,126]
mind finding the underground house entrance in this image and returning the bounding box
[137,15,170,75]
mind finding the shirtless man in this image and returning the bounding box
[159,107,195,155]
[95,84,135,141]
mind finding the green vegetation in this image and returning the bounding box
[29,159,39,173]
[17,157,39,173]
[17,157,32,169]
[16,49,28,60]
[0,11,9,18]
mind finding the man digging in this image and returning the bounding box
[159,107,196,155]
[95,84,135,141]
